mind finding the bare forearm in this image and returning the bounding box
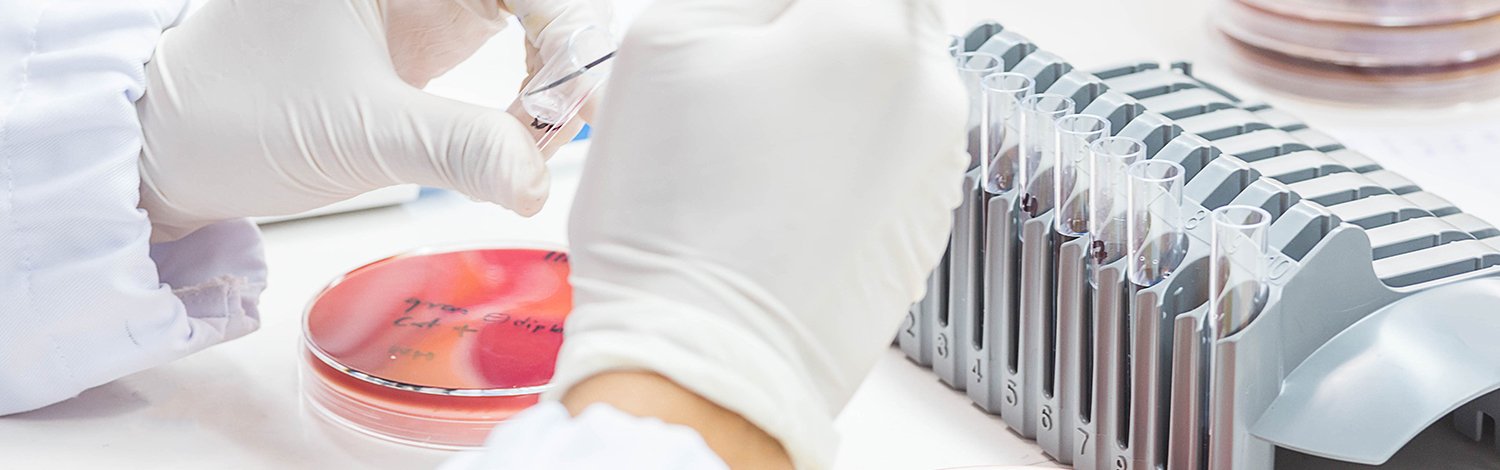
[560,371,793,469]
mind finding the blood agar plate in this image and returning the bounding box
[300,245,572,449]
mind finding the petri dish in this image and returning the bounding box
[1235,0,1500,27]
[1219,0,1500,69]
[1215,0,1500,104]
[300,244,572,449]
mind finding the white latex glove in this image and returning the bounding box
[137,0,611,241]
[551,0,968,468]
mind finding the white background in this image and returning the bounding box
[4,1,1500,468]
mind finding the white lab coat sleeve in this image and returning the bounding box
[0,0,267,415]
[439,402,729,470]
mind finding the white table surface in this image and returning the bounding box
[6,1,1500,468]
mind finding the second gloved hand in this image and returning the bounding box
[137,0,610,241]
[553,0,969,467]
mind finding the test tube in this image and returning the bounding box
[1204,205,1271,470]
[948,35,964,62]
[1086,136,1146,276]
[957,53,1005,161]
[520,26,616,150]
[1053,114,1111,237]
[981,73,1034,194]
[1126,160,1189,287]
[1207,205,1271,338]
[1017,94,1076,217]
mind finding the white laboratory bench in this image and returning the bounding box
[5,1,1500,468]
[0,142,1058,469]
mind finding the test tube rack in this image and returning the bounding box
[900,21,1500,470]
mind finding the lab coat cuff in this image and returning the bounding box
[148,218,268,345]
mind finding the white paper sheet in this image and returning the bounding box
[1319,122,1500,229]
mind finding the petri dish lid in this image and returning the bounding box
[304,245,572,397]
[1218,0,1500,69]
[1235,0,1500,27]
[1216,29,1500,105]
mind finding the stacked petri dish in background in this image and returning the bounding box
[1216,0,1500,105]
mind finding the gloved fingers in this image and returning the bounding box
[635,0,794,30]
[384,0,508,88]
[505,0,612,137]
[890,0,958,53]
[616,0,791,60]
[779,0,949,48]
[909,0,954,36]
[521,38,544,87]
[381,89,552,216]
[503,0,615,74]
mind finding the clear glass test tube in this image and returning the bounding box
[1208,206,1272,338]
[1086,136,1146,276]
[948,35,964,62]
[981,73,1034,194]
[1017,94,1076,217]
[1126,160,1189,287]
[1053,114,1112,237]
[957,52,1004,162]
[520,26,616,150]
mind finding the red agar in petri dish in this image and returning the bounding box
[300,246,571,449]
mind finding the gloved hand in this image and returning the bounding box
[551,0,968,467]
[137,0,611,241]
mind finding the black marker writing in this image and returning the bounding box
[403,297,469,316]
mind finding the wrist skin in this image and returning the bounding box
[560,371,794,469]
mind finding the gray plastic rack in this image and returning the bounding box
[899,20,1500,470]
